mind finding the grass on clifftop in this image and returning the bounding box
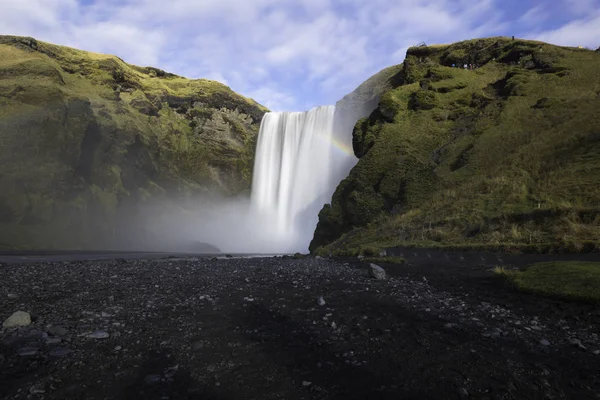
[313,37,600,255]
[0,35,267,250]
[495,261,600,302]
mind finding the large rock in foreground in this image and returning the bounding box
[2,311,31,328]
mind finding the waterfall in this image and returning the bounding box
[251,105,356,252]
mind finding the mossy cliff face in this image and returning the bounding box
[0,36,267,250]
[311,37,600,255]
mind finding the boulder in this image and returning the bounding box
[3,311,32,328]
[368,263,386,280]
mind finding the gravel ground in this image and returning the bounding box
[1,253,599,400]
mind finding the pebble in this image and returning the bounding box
[114,345,122,351]
[29,386,46,395]
[18,347,39,356]
[48,325,68,336]
[2,311,32,328]
[45,337,62,345]
[540,339,551,346]
[593,350,600,355]
[87,330,110,339]
[49,348,73,357]
[144,375,162,385]
[317,297,326,306]
[7,293,18,299]
[302,381,312,387]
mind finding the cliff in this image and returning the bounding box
[311,37,600,255]
[0,36,267,250]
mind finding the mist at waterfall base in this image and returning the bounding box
[116,105,358,254]
[161,106,357,254]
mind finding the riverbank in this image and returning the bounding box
[1,254,599,399]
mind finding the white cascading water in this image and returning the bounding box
[251,105,356,252]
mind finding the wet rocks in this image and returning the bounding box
[49,347,73,357]
[368,264,386,280]
[3,311,32,328]
[18,347,39,356]
[47,325,68,337]
[86,330,110,339]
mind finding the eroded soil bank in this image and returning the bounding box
[1,253,599,399]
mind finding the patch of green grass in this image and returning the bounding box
[495,261,600,302]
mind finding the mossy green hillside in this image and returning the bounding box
[0,36,267,250]
[312,37,600,255]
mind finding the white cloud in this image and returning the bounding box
[532,11,600,49]
[1,0,599,111]
[563,0,600,15]
[519,5,549,26]
[245,87,297,112]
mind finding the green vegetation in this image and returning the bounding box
[362,256,406,265]
[311,37,600,255]
[0,35,267,250]
[495,262,600,302]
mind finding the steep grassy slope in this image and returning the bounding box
[312,37,600,255]
[0,36,267,250]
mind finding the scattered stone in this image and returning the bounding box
[48,325,68,337]
[592,350,600,356]
[368,264,386,280]
[87,330,110,339]
[458,387,469,398]
[302,381,312,387]
[317,297,326,306]
[243,297,255,302]
[3,311,31,328]
[164,365,179,379]
[7,293,18,299]
[29,385,46,395]
[114,346,122,351]
[144,375,162,385]
[18,347,39,356]
[540,339,551,346]
[49,348,73,357]
[45,337,62,345]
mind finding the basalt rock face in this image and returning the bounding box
[311,37,600,255]
[0,35,268,250]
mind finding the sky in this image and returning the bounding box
[1,0,599,111]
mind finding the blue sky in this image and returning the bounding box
[1,0,599,111]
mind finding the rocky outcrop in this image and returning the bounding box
[311,37,600,254]
[0,35,267,250]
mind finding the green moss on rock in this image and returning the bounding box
[0,35,268,250]
[311,37,600,254]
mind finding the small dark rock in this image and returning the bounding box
[48,325,68,337]
[49,347,73,357]
[145,374,162,385]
